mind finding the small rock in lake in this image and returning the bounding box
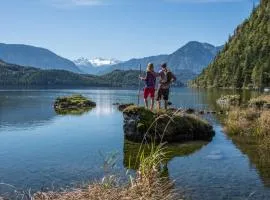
[185,108,195,114]
[199,110,205,115]
[54,94,96,115]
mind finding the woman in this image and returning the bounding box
[139,63,159,110]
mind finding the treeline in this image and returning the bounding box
[0,60,183,88]
[0,60,108,88]
[191,0,270,89]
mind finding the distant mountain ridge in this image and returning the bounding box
[98,41,223,78]
[0,41,222,83]
[0,43,81,73]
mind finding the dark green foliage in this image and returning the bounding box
[0,60,147,88]
[192,0,270,89]
[101,69,141,87]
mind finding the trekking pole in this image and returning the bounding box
[137,64,142,105]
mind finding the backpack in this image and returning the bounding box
[165,71,173,84]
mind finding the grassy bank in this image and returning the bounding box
[33,144,179,200]
[224,95,270,150]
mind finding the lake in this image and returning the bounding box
[0,88,270,200]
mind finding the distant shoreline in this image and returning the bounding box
[0,85,185,90]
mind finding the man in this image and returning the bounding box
[156,63,176,110]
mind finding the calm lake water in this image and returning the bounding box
[0,88,270,200]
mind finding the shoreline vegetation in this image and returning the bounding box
[224,95,270,150]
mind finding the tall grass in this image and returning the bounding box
[32,143,177,200]
[32,112,180,200]
[225,103,270,152]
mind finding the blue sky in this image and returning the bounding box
[0,0,258,61]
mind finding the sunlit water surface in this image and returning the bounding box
[0,88,270,200]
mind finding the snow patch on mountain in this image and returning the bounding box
[90,57,121,67]
[73,57,93,66]
[74,57,121,67]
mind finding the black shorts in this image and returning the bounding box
[157,88,170,101]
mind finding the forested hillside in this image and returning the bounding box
[0,60,183,88]
[192,0,270,89]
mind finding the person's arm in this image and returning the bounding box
[139,72,149,81]
[171,72,177,82]
[152,72,160,78]
[139,76,146,80]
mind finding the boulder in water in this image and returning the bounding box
[122,106,215,143]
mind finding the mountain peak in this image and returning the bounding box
[90,57,121,67]
[0,43,81,73]
[183,41,215,49]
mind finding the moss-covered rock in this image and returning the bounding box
[54,94,96,115]
[122,106,215,143]
[216,95,240,107]
[118,103,135,111]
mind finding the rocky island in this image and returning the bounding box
[54,94,96,115]
[122,105,215,143]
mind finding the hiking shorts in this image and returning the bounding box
[144,88,155,99]
[157,88,169,101]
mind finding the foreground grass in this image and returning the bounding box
[33,144,178,200]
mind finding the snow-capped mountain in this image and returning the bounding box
[73,57,93,67]
[73,57,121,74]
[90,57,121,67]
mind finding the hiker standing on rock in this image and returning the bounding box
[139,63,159,111]
[156,63,176,110]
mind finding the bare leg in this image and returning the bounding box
[150,97,154,111]
[156,100,161,110]
[164,100,168,110]
[144,98,148,109]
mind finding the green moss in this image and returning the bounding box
[54,94,96,115]
[123,105,214,142]
[123,106,155,133]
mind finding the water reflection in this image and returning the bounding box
[1,89,270,200]
[230,135,270,187]
[0,91,56,130]
[123,140,209,170]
